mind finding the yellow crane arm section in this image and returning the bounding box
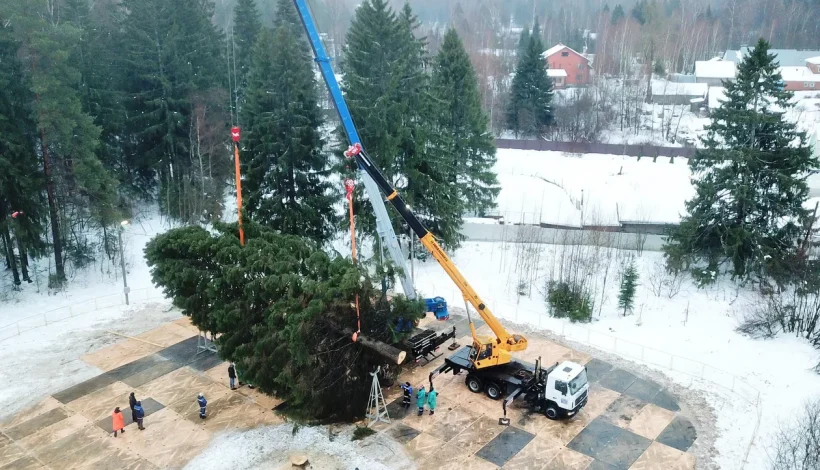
[418,232,528,353]
[340,144,527,361]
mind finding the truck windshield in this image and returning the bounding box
[569,369,588,394]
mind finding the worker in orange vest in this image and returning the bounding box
[112,407,125,437]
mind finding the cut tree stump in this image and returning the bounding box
[290,453,309,467]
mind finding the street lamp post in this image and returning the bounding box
[118,220,130,305]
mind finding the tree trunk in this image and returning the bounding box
[40,128,65,282]
[2,224,21,286]
[17,236,30,282]
[328,322,407,365]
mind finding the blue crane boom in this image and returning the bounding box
[292,0,416,300]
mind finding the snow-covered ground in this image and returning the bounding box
[3,146,820,468]
[412,241,820,470]
[492,148,693,225]
[0,211,170,328]
[184,424,412,470]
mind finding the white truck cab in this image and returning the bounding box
[542,361,589,419]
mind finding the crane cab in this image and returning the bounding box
[539,361,589,419]
[469,336,512,369]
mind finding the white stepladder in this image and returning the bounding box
[366,366,390,426]
[197,330,218,353]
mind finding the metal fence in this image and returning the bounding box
[496,139,697,158]
[0,287,166,343]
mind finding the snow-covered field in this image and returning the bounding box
[492,148,693,225]
[2,148,820,468]
[494,146,820,227]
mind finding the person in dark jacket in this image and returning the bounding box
[197,393,207,419]
[133,401,145,430]
[228,363,237,390]
[401,382,413,410]
[129,392,138,423]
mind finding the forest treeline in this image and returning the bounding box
[0,0,498,290]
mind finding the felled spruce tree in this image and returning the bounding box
[145,221,424,420]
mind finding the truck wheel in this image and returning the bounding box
[485,382,502,400]
[544,403,560,420]
[466,375,483,393]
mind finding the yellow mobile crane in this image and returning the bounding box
[343,144,526,369]
[294,0,589,417]
[341,146,589,419]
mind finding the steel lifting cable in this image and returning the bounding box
[344,177,362,342]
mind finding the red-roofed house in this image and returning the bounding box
[542,43,592,87]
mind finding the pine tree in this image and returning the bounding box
[0,20,44,287]
[517,27,530,58]
[119,0,227,223]
[242,25,335,243]
[531,17,544,54]
[432,29,499,216]
[274,0,303,37]
[232,0,262,98]
[63,0,127,184]
[618,259,638,315]
[665,38,817,282]
[342,0,464,248]
[6,2,119,285]
[507,28,555,137]
[611,4,626,24]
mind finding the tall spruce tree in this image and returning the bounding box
[342,0,463,248]
[64,0,127,184]
[119,0,226,223]
[6,2,119,285]
[507,25,554,137]
[665,38,817,282]
[531,17,544,53]
[517,27,530,57]
[0,20,44,286]
[432,29,499,216]
[232,0,262,100]
[241,24,335,243]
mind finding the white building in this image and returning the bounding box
[695,59,736,87]
[547,68,568,88]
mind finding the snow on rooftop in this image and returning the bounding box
[547,69,568,78]
[779,66,820,82]
[709,86,727,109]
[807,56,820,65]
[651,80,708,97]
[543,43,585,59]
[695,60,736,79]
[727,47,820,66]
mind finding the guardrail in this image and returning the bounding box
[0,287,166,343]
[495,138,697,158]
[429,286,762,467]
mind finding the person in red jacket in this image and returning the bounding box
[112,407,125,437]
